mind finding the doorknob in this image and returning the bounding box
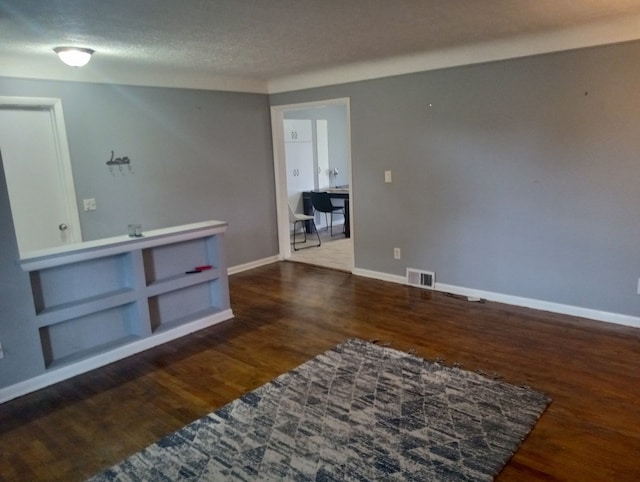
[59,223,68,231]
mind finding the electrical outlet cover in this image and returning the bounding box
[83,198,96,211]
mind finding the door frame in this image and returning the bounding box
[270,97,353,261]
[0,96,82,252]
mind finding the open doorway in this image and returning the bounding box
[271,98,353,272]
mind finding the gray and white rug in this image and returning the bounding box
[89,338,550,481]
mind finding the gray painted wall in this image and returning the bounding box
[272,41,640,317]
[0,78,276,388]
[0,78,277,264]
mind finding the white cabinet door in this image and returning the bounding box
[316,119,330,189]
[283,119,312,143]
[284,119,314,212]
[285,141,314,212]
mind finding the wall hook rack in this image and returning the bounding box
[106,150,133,175]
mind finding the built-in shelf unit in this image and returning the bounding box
[19,220,232,382]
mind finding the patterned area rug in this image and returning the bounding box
[89,339,550,481]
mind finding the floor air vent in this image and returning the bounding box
[406,268,435,289]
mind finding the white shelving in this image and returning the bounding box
[20,220,233,372]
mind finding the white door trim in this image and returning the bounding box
[0,96,82,250]
[270,97,352,261]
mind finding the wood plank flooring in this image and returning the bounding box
[1,261,639,481]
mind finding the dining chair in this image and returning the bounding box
[288,204,321,250]
[309,191,345,236]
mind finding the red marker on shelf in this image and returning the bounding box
[195,265,212,271]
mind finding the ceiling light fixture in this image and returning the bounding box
[53,47,95,67]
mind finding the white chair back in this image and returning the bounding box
[288,204,299,223]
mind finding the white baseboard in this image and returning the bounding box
[352,268,406,285]
[228,255,281,275]
[0,309,234,404]
[353,268,640,329]
[435,282,640,328]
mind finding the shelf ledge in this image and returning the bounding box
[20,220,228,272]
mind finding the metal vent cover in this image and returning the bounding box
[406,268,435,289]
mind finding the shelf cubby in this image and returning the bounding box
[148,280,223,332]
[39,302,143,368]
[30,252,133,314]
[143,237,217,284]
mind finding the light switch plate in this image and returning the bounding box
[83,198,96,212]
[385,170,392,183]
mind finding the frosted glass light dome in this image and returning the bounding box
[53,47,94,67]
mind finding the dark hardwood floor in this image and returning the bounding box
[1,261,639,481]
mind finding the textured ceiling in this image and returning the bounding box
[2,0,640,92]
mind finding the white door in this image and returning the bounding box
[0,98,82,256]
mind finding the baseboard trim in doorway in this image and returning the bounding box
[228,255,281,275]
